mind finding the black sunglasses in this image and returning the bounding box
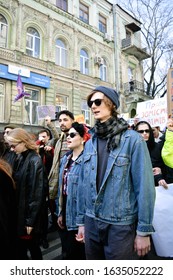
[87,99,103,108]
[67,132,79,138]
[137,129,150,134]
[10,142,22,149]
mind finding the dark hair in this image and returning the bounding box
[135,121,155,152]
[38,128,51,138]
[57,110,74,120]
[71,122,85,137]
[0,132,6,156]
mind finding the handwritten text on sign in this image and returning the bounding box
[136,97,167,129]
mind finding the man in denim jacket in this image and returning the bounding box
[76,86,155,260]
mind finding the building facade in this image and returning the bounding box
[0,0,151,131]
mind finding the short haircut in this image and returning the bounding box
[38,128,51,137]
[57,110,74,120]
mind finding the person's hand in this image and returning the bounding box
[26,226,33,235]
[76,226,85,243]
[45,115,51,125]
[158,179,168,189]
[167,118,173,131]
[153,167,161,175]
[44,145,53,151]
[57,215,65,229]
[134,235,151,257]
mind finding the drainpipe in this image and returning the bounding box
[113,3,122,114]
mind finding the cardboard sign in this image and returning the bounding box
[136,97,167,130]
[167,68,173,118]
[37,105,55,120]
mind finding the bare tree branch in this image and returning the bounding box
[118,0,173,97]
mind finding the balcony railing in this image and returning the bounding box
[123,80,146,95]
[121,37,150,60]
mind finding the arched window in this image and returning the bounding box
[100,58,107,81]
[55,39,67,67]
[26,27,40,58]
[0,14,8,48]
[80,49,89,75]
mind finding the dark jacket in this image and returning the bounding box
[158,133,173,184]
[13,150,47,236]
[0,170,16,259]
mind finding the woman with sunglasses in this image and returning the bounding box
[55,122,90,259]
[135,121,168,188]
[5,128,47,260]
[76,86,156,260]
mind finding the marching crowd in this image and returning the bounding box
[0,85,172,260]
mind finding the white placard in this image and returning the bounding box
[152,184,173,257]
[136,97,167,130]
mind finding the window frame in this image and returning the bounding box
[81,99,91,125]
[99,14,107,33]
[26,27,41,58]
[80,49,89,75]
[100,58,107,82]
[0,14,8,48]
[0,82,5,121]
[56,0,67,11]
[24,88,40,125]
[79,2,89,24]
[55,39,67,67]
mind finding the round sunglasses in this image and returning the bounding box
[87,99,103,108]
[67,132,79,138]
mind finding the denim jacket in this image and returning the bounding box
[55,151,83,231]
[76,128,156,235]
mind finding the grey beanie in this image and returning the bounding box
[93,86,120,109]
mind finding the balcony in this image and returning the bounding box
[123,80,152,103]
[124,80,145,94]
[121,37,150,61]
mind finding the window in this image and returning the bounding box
[100,59,107,81]
[128,67,133,81]
[55,94,68,113]
[55,94,68,126]
[24,89,39,125]
[0,83,4,121]
[80,49,89,75]
[79,2,89,24]
[0,14,8,48]
[26,27,40,58]
[81,100,91,125]
[55,39,67,67]
[128,67,134,92]
[99,14,107,33]
[56,0,67,11]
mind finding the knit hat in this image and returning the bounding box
[93,86,120,109]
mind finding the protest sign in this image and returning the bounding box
[136,96,167,130]
[37,105,55,120]
[152,184,173,257]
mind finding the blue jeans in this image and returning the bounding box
[85,216,136,260]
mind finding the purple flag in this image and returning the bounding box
[14,73,30,102]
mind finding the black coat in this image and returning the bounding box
[148,141,166,186]
[13,150,47,237]
[0,171,16,259]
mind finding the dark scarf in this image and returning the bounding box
[94,117,128,151]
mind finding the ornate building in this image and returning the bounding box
[0,0,150,131]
